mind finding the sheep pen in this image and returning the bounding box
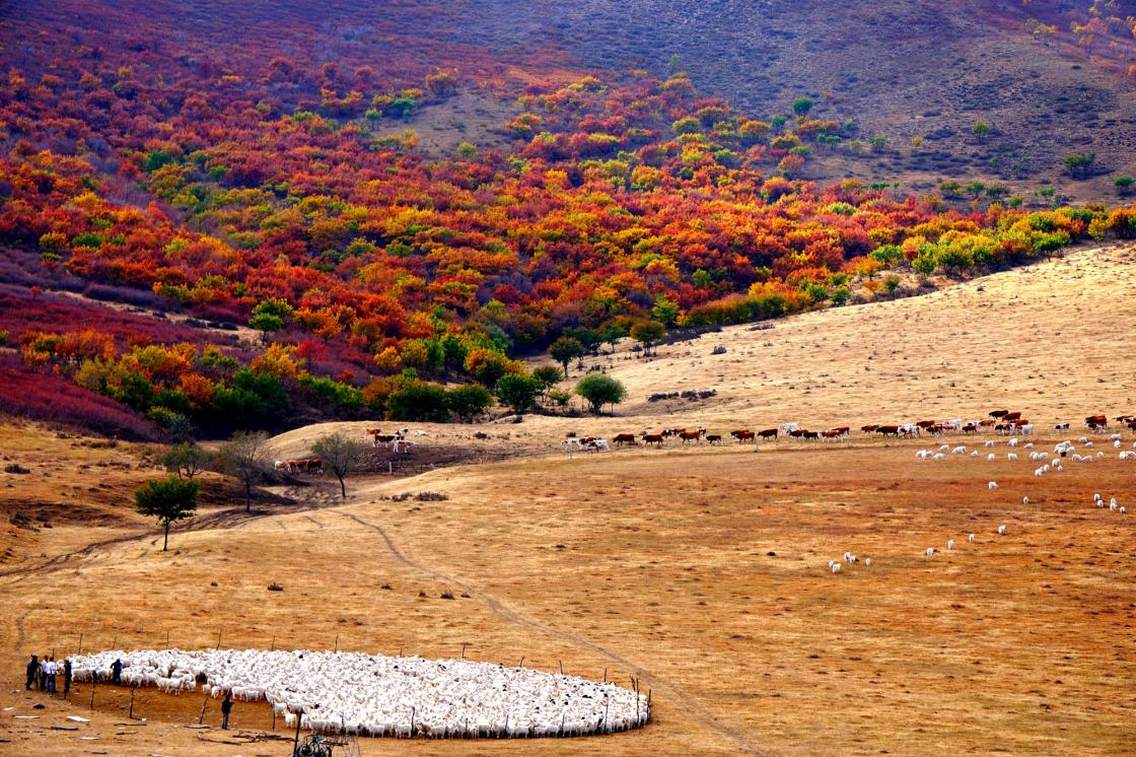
[69,648,650,738]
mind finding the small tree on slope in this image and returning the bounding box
[312,431,364,499]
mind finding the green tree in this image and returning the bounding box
[217,431,270,511]
[446,384,492,422]
[549,336,585,377]
[1063,151,1096,179]
[1115,175,1134,195]
[495,374,543,415]
[387,381,451,422]
[630,320,665,355]
[134,476,199,551]
[311,432,364,498]
[574,374,627,415]
[971,119,991,142]
[161,443,209,479]
[650,295,680,326]
[532,365,563,390]
[249,298,294,333]
[792,97,815,116]
[598,322,626,353]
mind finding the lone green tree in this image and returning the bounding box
[135,476,199,551]
[311,431,364,498]
[495,374,543,415]
[575,373,627,415]
[548,336,585,377]
[217,431,270,511]
[161,442,209,479]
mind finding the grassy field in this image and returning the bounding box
[1,243,1134,755]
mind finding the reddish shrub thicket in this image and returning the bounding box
[0,356,160,440]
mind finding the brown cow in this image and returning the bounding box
[641,433,664,446]
[802,430,820,440]
[679,429,705,443]
[612,433,637,447]
[916,420,937,429]
[706,434,722,444]
[1085,414,1107,429]
[731,429,755,442]
[876,425,900,437]
[861,424,879,433]
[828,426,850,436]
[989,409,1009,418]
[1003,411,1022,421]
[758,428,778,439]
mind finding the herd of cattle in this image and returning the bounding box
[564,412,1136,453]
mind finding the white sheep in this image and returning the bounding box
[988,481,998,490]
[946,539,956,550]
[996,524,1007,535]
[1022,496,1030,505]
[967,533,976,543]
[831,562,842,574]
[1008,438,1018,448]
[925,547,935,558]
[1007,453,1018,461]
[863,557,871,567]
[986,453,996,462]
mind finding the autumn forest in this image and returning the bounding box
[2,0,1135,438]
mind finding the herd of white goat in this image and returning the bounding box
[828,430,1133,572]
[69,649,649,738]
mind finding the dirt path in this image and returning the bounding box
[338,510,762,755]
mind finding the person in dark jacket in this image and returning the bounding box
[63,659,72,697]
[220,691,233,730]
[111,658,123,685]
[25,655,38,690]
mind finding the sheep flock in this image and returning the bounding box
[69,649,650,738]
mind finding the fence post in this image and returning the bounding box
[129,686,136,719]
[334,634,338,653]
[89,677,96,710]
[77,633,83,655]
[216,630,221,649]
[198,693,209,724]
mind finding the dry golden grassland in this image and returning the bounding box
[1,243,1134,755]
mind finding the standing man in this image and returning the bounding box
[220,691,233,730]
[24,655,38,690]
[45,657,57,694]
[63,658,72,698]
[111,658,123,685]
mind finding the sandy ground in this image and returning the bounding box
[1,243,1135,755]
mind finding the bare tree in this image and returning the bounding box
[311,431,365,498]
[217,431,270,512]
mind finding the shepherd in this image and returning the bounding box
[25,655,38,690]
[221,690,233,730]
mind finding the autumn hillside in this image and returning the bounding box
[1,0,1135,440]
